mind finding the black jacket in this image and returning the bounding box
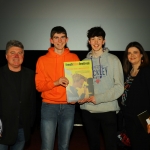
[119,66,150,116]
[0,65,36,145]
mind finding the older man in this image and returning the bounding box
[0,40,36,150]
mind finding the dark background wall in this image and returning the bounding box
[1,50,150,125]
[0,50,127,69]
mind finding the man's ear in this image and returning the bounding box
[50,38,53,44]
[5,54,7,60]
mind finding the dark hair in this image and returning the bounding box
[123,41,149,74]
[87,26,106,40]
[6,40,24,53]
[50,26,67,38]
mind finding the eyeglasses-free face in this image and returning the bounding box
[127,47,143,66]
[50,33,68,52]
[6,46,24,71]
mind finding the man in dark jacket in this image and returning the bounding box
[0,40,36,150]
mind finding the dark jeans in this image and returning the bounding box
[81,110,117,150]
[0,128,25,150]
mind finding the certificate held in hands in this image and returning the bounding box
[137,110,150,132]
[64,60,94,102]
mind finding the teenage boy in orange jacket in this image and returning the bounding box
[35,26,79,150]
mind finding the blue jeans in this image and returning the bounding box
[41,102,75,150]
[0,128,25,150]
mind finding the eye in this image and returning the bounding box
[54,37,58,39]
[127,52,131,55]
[10,51,15,54]
[61,36,66,39]
[134,51,138,54]
[18,52,23,55]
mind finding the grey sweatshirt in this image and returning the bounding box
[80,48,124,113]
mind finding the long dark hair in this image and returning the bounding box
[123,41,149,74]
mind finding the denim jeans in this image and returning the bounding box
[41,102,75,150]
[0,128,25,150]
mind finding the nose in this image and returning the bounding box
[14,53,19,57]
[58,38,62,42]
[94,39,98,44]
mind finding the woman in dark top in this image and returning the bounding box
[120,41,150,150]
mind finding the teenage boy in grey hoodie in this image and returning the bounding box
[78,26,124,150]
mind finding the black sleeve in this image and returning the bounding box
[30,71,36,127]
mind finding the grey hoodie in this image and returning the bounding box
[80,48,124,113]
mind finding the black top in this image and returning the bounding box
[9,70,22,128]
[119,66,150,116]
[121,74,135,106]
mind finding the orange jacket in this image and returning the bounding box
[35,47,80,104]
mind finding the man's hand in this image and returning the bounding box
[54,77,69,87]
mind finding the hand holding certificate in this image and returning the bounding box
[137,110,150,133]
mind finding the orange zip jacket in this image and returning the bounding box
[35,47,80,104]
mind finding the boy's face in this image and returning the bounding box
[50,33,68,51]
[89,36,105,51]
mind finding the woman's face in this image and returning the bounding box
[127,47,143,66]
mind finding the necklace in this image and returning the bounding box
[130,68,139,77]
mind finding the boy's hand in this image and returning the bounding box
[78,98,89,104]
[54,77,69,87]
[89,96,96,104]
[78,96,96,104]
[68,101,77,104]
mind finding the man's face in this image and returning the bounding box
[50,33,68,51]
[6,46,24,71]
[89,36,105,51]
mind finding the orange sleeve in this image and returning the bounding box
[35,58,55,92]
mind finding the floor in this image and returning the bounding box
[24,105,129,150]
[24,126,103,150]
[24,125,128,150]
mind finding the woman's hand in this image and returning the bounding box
[147,124,150,134]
